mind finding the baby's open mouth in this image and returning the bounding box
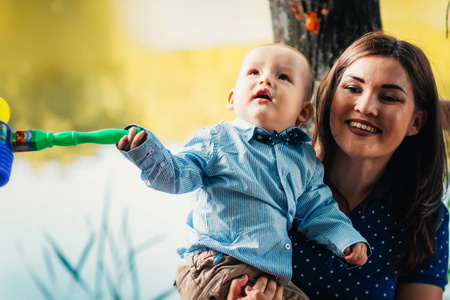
[255,90,272,101]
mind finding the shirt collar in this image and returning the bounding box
[348,172,392,218]
[231,117,313,143]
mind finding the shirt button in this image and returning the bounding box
[285,243,291,250]
[160,162,166,167]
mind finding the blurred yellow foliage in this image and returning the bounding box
[0,1,252,164]
[0,0,448,165]
[381,0,450,100]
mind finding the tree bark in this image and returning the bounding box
[269,0,382,134]
[269,0,382,80]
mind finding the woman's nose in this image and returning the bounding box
[354,93,378,116]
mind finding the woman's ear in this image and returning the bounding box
[226,89,235,111]
[407,109,428,136]
[297,101,314,124]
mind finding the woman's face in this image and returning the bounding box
[329,55,425,162]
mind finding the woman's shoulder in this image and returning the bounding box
[436,201,449,240]
[439,201,449,217]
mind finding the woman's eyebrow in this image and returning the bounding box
[346,75,365,83]
[382,84,407,95]
[346,75,407,95]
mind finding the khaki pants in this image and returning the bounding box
[174,250,309,300]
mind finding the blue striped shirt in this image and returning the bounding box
[121,118,368,283]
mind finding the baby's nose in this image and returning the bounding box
[259,79,271,86]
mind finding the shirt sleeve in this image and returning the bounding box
[397,203,449,290]
[119,124,217,194]
[293,154,369,259]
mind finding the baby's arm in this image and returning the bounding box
[118,124,217,194]
[118,126,147,151]
[344,242,368,266]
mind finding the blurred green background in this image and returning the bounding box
[0,0,449,165]
[0,1,449,299]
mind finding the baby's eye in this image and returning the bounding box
[249,70,259,76]
[278,74,290,82]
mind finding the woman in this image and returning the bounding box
[291,31,449,299]
[229,31,449,300]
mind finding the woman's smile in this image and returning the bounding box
[347,120,379,134]
[329,55,423,162]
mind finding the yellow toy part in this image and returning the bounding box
[0,97,10,124]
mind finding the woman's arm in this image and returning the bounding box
[395,283,443,300]
[226,275,284,300]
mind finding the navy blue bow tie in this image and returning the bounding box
[253,128,303,145]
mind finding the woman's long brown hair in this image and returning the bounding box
[313,31,448,276]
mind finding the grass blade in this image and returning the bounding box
[43,246,60,295]
[44,232,77,277]
[27,265,54,300]
[76,231,95,271]
[98,260,121,300]
[121,209,140,299]
[43,247,56,282]
[44,232,92,295]
[152,287,177,300]
[95,186,111,299]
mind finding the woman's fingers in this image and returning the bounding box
[273,284,284,300]
[263,276,278,296]
[246,275,282,300]
[226,275,249,300]
[252,274,269,290]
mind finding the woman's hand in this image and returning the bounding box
[226,274,284,300]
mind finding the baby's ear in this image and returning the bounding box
[297,101,314,124]
[226,89,235,111]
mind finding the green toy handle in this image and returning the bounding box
[11,127,142,152]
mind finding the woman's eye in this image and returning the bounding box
[278,74,290,82]
[344,86,360,94]
[380,95,401,103]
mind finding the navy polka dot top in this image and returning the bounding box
[289,182,449,300]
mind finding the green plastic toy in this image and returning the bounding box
[11,128,141,152]
[0,96,142,187]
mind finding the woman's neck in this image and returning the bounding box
[328,149,390,213]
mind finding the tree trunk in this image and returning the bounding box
[269,0,381,134]
[269,0,382,80]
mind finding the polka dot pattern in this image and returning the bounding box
[289,192,449,300]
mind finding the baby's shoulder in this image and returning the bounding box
[190,121,234,142]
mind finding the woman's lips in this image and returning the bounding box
[346,120,381,135]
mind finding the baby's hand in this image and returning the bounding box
[118,126,147,151]
[344,242,368,266]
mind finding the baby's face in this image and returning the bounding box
[227,45,313,133]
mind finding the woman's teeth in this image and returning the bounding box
[349,121,377,133]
